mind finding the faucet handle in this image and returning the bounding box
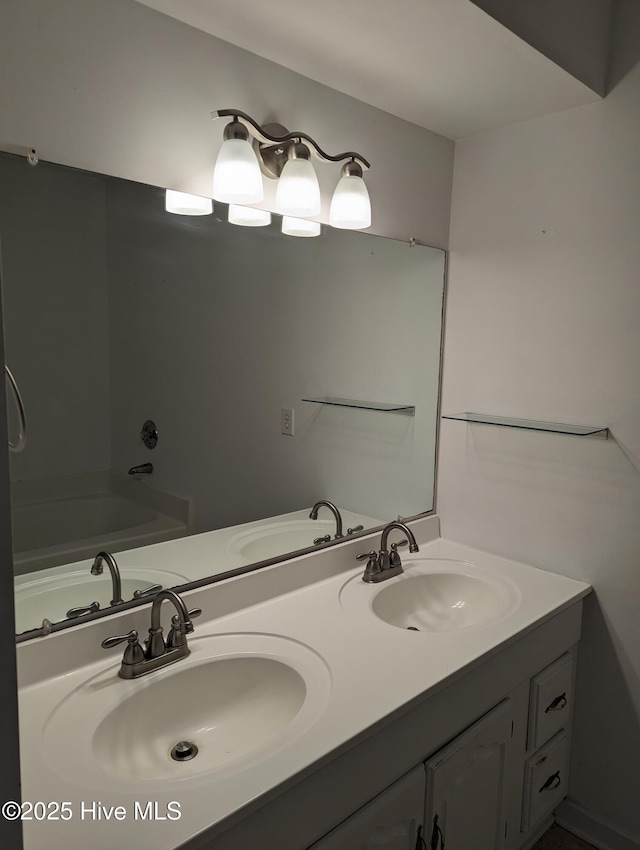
[101,630,145,665]
[389,540,407,568]
[313,534,331,545]
[169,608,202,631]
[102,629,139,649]
[167,609,202,648]
[133,583,163,599]
[357,550,382,581]
[66,600,100,618]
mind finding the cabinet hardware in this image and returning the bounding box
[430,814,445,848]
[545,693,567,713]
[539,771,561,793]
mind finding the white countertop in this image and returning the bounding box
[17,534,590,850]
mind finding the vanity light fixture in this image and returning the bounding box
[228,204,271,227]
[282,216,321,238]
[329,160,371,230]
[212,118,264,204]
[165,189,213,216]
[212,109,371,230]
[276,142,321,217]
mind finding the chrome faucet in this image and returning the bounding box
[309,500,344,541]
[91,552,124,605]
[357,521,419,583]
[101,589,201,679]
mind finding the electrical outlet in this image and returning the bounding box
[281,407,294,436]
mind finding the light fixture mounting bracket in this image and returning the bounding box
[211,109,370,175]
[254,122,293,179]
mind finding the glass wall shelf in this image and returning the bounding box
[302,397,415,415]
[442,412,608,439]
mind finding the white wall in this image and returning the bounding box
[438,3,640,843]
[0,0,454,248]
[0,156,111,482]
[106,179,444,531]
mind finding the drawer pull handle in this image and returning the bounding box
[539,771,561,793]
[545,693,567,713]
[429,815,445,849]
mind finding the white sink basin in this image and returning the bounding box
[43,633,331,787]
[340,559,521,632]
[226,519,335,562]
[14,567,189,633]
[93,658,305,780]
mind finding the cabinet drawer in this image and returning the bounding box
[521,730,569,832]
[527,652,573,751]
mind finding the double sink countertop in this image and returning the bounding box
[17,522,591,850]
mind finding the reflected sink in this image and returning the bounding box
[43,633,331,787]
[226,520,335,562]
[340,559,521,632]
[13,567,189,633]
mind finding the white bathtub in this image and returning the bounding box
[11,471,192,575]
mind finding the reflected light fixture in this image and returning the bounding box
[165,189,213,216]
[282,216,321,238]
[228,204,271,227]
[212,109,371,230]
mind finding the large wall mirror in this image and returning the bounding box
[0,151,446,638]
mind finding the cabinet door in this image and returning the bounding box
[309,765,426,850]
[425,699,514,850]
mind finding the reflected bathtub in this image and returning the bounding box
[11,473,191,575]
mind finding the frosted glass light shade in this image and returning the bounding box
[282,216,321,238]
[213,138,263,204]
[329,175,371,229]
[276,158,321,217]
[228,205,271,227]
[165,189,213,216]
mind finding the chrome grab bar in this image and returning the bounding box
[5,365,27,453]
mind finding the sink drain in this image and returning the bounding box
[170,741,199,762]
[406,626,420,631]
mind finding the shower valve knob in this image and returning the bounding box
[140,419,158,449]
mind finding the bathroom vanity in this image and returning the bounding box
[16,519,589,850]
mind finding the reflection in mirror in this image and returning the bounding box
[0,152,446,636]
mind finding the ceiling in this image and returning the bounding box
[134,0,600,140]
